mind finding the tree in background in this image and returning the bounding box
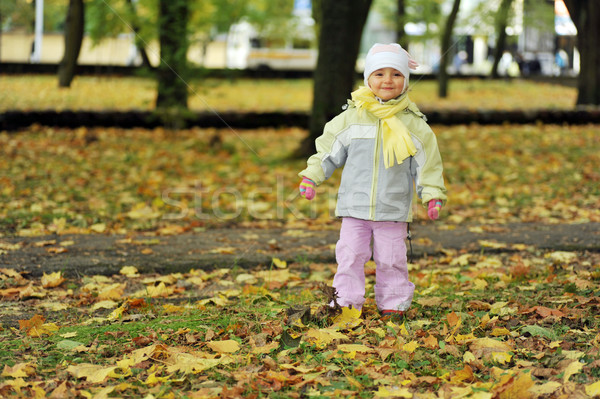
[396,0,407,47]
[58,0,84,88]
[155,0,189,110]
[294,0,372,158]
[490,0,514,79]
[86,0,155,68]
[437,0,461,98]
[563,0,600,106]
[372,0,444,59]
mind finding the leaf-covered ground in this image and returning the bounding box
[1,249,600,398]
[0,75,577,112]
[1,124,599,237]
[1,77,599,397]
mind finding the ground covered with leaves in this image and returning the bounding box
[1,77,599,397]
[1,123,599,237]
[1,249,600,398]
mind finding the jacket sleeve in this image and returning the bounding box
[298,114,349,185]
[411,119,447,206]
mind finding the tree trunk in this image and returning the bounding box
[293,0,372,158]
[563,0,600,106]
[126,0,152,68]
[57,0,84,88]
[490,0,513,79]
[437,0,461,98]
[155,0,189,110]
[396,0,408,48]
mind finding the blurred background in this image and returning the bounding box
[0,0,580,78]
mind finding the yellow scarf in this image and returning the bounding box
[351,86,417,168]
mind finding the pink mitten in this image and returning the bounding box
[299,177,316,200]
[428,200,443,220]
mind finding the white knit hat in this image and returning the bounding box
[363,43,418,92]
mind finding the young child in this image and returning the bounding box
[298,43,447,318]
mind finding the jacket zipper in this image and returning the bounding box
[369,120,381,220]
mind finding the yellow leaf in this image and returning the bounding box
[546,251,577,264]
[97,283,125,300]
[371,327,386,338]
[478,240,507,249]
[499,372,534,399]
[206,340,240,353]
[336,344,374,353]
[585,380,600,397]
[208,246,236,254]
[251,341,279,355]
[144,282,175,298]
[144,371,170,386]
[375,386,413,398]
[491,327,511,337]
[472,278,488,290]
[331,307,362,330]
[562,350,585,360]
[529,381,562,396]
[470,338,513,352]
[60,332,78,338]
[90,223,106,233]
[162,304,185,314]
[119,266,139,277]
[305,328,348,348]
[126,204,160,220]
[67,364,125,384]
[91,300,118,311]
[166,354,224,374]
[563,360,583,383]
[402,340,419,353]
[1,362,36,378]
[491,351,512,365]
[489,302,517,316]
[28,323,59,338]
[455,333,477,343]
[397,322,410,336]
[41,271,65,288]
[272,257,287,269]
[463,351,476,363]
[2,378,28,394]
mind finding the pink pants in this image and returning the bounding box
[333,217,415,311]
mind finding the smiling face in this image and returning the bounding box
[367,67,406,101]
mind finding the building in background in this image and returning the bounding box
[0,0,579,76]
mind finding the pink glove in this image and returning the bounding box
[428,199,443,220]
[299,177,316,200]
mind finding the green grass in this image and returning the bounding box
[0,74,578,112]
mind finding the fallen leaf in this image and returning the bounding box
[562,360,583,383]
[41,271,65,288]
[1,362,36,378]
[206,340,241,353]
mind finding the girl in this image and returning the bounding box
[298,43,447,318]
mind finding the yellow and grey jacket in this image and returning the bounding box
[299,94,447,222]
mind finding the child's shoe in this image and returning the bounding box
[381,309,405,322]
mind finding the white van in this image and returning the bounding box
[226,18,317,71]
